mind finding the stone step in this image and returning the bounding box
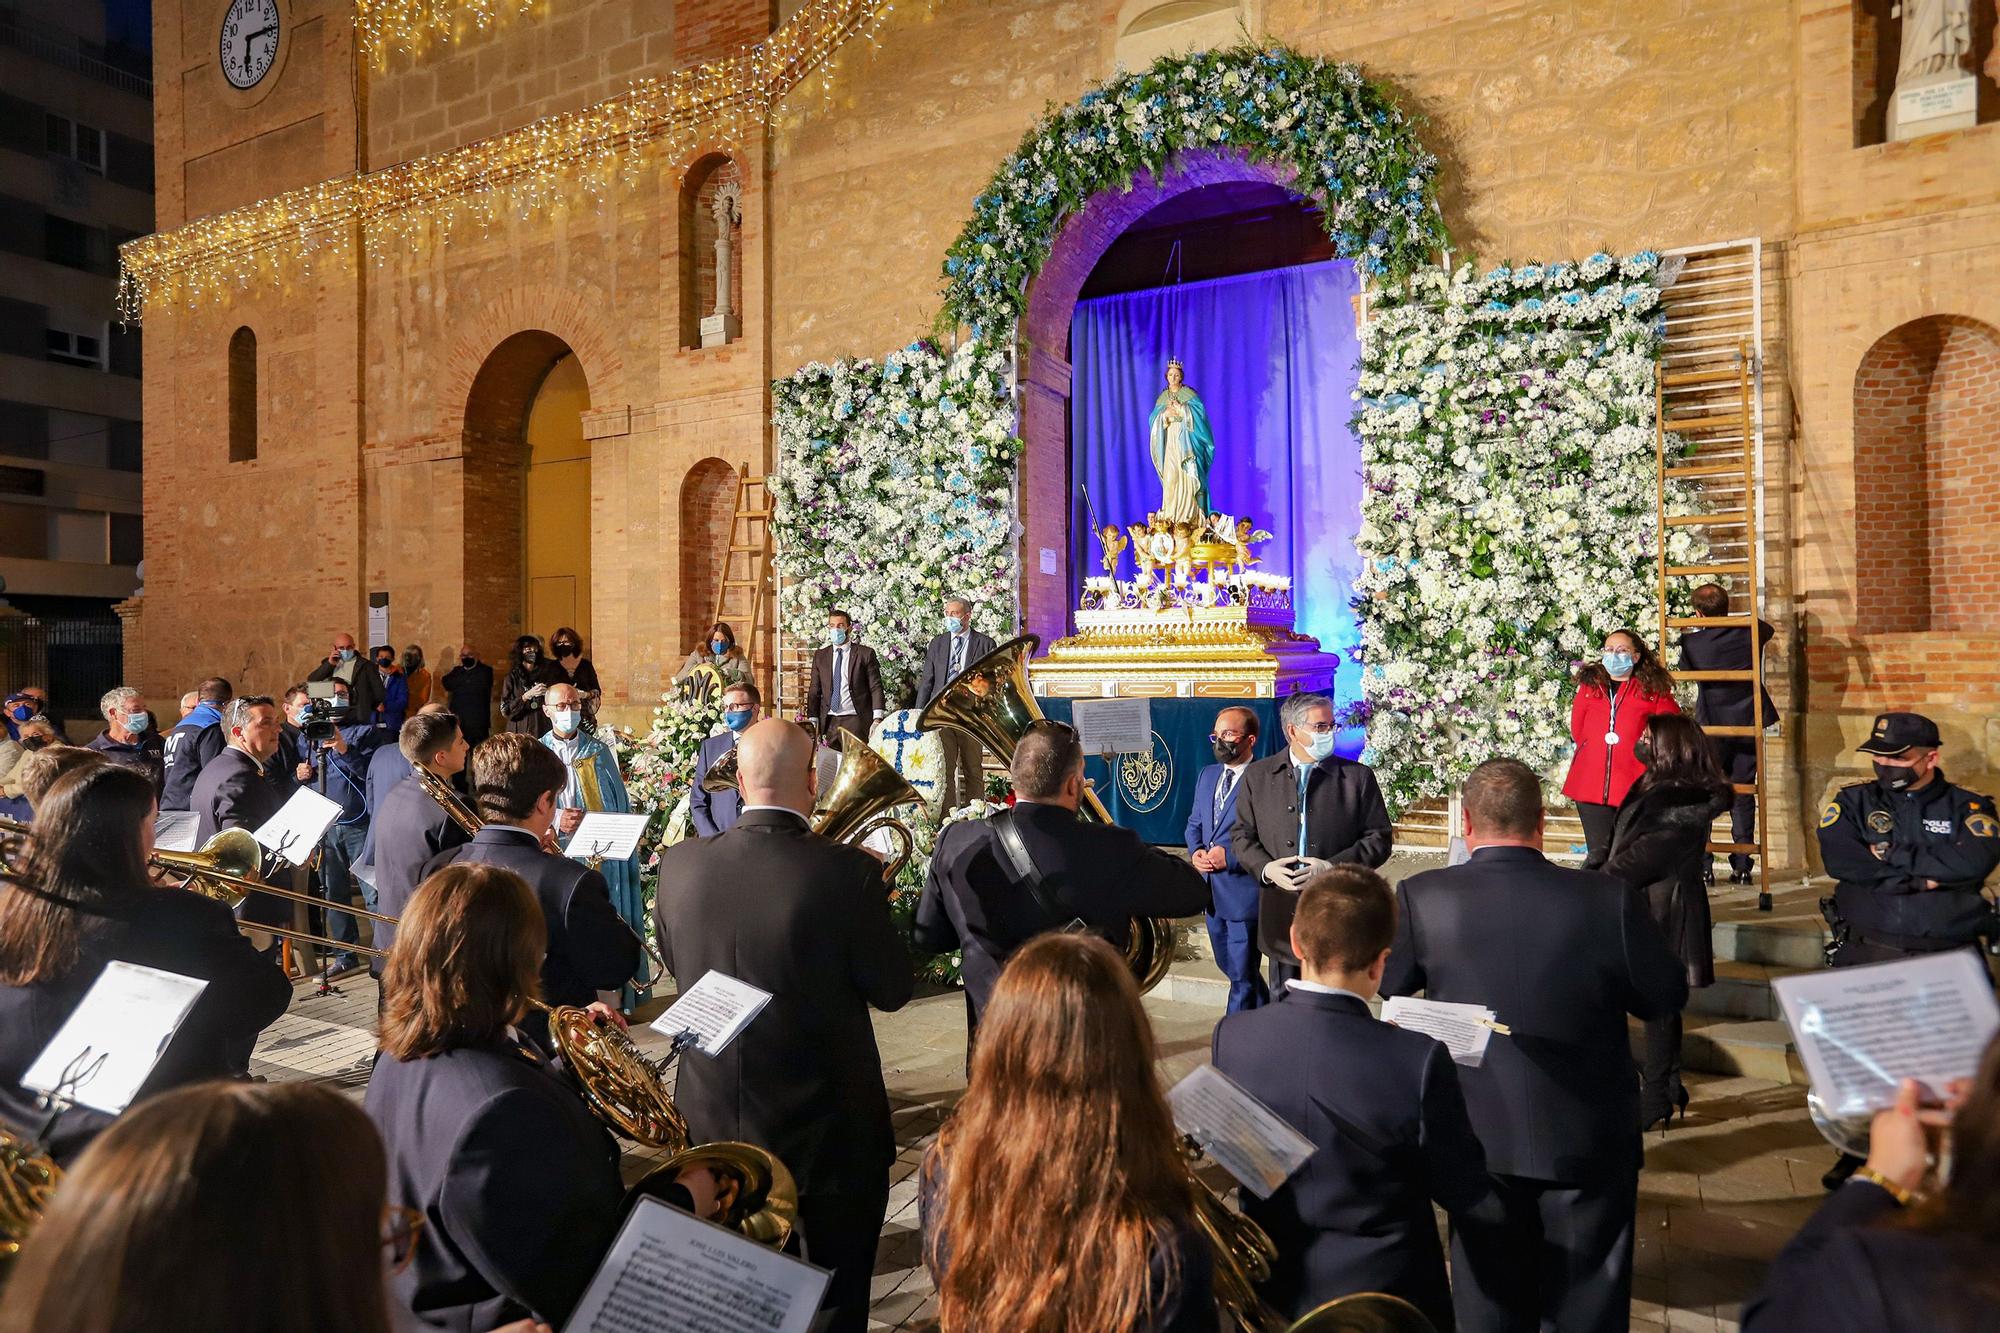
[1675,1014,1806,1084]
[1689,958,1808,1022]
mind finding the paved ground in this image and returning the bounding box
[258,954,1828,1332]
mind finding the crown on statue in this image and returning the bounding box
[1165,356,1184,372]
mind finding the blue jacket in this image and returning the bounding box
[1186,762,1259,921]
[689,731,741,838]
[295,723,384,825]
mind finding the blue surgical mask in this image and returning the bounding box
[1304,729,1337,762]
[724,709,753,733]
[125,711,149,733]
[828,627,849,647]
[338,647,356,662]
[6,703,30,722]
[945,615,964,635]
[1602,651,1636,677]
[711,639,729,656]
[552,708,581,733]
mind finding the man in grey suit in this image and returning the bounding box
[654,720,912,1332]
[914,597,996,811]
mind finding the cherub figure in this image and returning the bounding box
[1231,517,1274,572]
[1170,521,1196,585]
[1128,521,1157,583]
[1097,523,1129,578]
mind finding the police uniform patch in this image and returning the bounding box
[1866,810,1894,835]
[1969,812,1999,839]
[1819,801,1841,829]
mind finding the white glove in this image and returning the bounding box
[1263,857,1330,893]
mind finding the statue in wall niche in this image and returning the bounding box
[1891,0,1972,82]
[700,178,743,349]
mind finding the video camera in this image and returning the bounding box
[300,681,347,743]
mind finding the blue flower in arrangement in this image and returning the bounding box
[833,402,852,420]
[1562,292,1583,305]
[938,396,957,416]
[896,411,912,426]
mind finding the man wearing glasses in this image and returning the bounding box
[1230,693,1393,990]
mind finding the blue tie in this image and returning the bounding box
[950,636,964,675]
[1295,764,1311,856]
[1215,768,1235,819]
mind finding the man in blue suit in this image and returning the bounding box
[1187,706,1266,1012]
[690,681,759,838]
[1213,866,1495,1327]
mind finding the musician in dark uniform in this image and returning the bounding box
[917,721,1207,1023]
[366,711,471,966]
[430,733,639,1013]
[189,696,290,934]
[1230,692,1393,989]
[1677,582,1776,883]
[654,719,912,1333]
[0,764,290,1161]
[366,863,714,1331]
[689,680,759,837]
[1814,711,2000,1189]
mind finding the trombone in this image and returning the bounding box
[916,634,1177,993]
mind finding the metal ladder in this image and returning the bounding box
[1655,337,1773,911]
[712,464,773,704]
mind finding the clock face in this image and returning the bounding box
[219,0,281,90]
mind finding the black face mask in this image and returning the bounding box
[461,654,476,669]
[1212,737,1244,764]
[1874,761,1918,793]
[1633,738,1654,768]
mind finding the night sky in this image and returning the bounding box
[104,0,151,52]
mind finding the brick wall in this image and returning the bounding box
[1853,320,1939,633]
[1927,317,2000,632]
[678,458,739,649]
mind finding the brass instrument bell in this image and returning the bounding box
[916,634,1178,993]
[152,829,393,957]
[1184,1136,1284,1332]
[1284,1292,1438,1333]
[0,1128,60,1259]
[811,741,920,882]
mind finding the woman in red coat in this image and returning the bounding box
[1562,627,1680,867]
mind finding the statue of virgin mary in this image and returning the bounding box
[1148,358,1214,524]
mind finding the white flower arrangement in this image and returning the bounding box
[770,340,1021,703]
[941,44,1445,344]
[1349,251,1706,812]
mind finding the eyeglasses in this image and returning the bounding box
[381,1205,424,1274]
[1293,721,1335,735]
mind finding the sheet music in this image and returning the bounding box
[1380,995,1497,1067]
[1166,1064,1315,1199]
[1774,951,2000,1117]
[252,786,342,865]
[565,812,652,863]
[650,970,774,1057]
[1070,698,1152,756]
[22,962,209,1114]
[153,809,200,854]
[563,1197,830,1333]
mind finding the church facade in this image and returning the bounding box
[128,0,2000,868]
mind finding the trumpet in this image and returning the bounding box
[529,999,797,1248]
[916,634,1177,993]
[152,829,395,959]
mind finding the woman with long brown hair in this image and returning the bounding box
[1602,713,1731,1131]
[0,1080,553,1333]
[1562,626,1681,867]
[365,863,712,1330]
[0,763,291,1161]
[1742,1034,2000,1330]
[922,932,1217,1332]
[673,619,753,688]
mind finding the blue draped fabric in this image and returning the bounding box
[1069,261,1366,710]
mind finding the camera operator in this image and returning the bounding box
[440,645,494,750]
[285,680,385,977]
[306,632,386,727]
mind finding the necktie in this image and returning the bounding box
[950,635,964,675]
[1296,764,1312,856]
[832,649,847,712]
[1215,768,1236,819]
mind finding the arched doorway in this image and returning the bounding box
[459,331,591,662]
[1852,315,2000,635]
[1015,150,1301,643]
[679,458,738,655]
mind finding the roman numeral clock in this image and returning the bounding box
[219,0,281,89]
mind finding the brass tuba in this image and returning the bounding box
[530,1000,798,1249]
[811,741,920,882]
[916,635,1177,993]
[0,1127,59,1260]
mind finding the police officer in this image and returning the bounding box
[1815,710,2000,1187]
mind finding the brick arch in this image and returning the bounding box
[1852,314,2000,635]
[1014,149,1296,642]
[679,458,740,653]
[435,284,627,448]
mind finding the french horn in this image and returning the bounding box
[916,634,1177,993]
[0,1121,59,1259]
[530,1000,798,1249]
[1184,1137,1284,1332]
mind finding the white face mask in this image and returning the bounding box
[551,708,581,734]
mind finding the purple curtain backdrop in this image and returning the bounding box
[1068,259,1365,709]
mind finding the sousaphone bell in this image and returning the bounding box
[916,634,1176,993]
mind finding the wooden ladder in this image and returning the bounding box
[1655,339,1773,911]
[712,465,773,703]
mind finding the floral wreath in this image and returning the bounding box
[939,43,1447,342]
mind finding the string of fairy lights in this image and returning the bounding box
[354,0,542,69]
[115,0,913,321]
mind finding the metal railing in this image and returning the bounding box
[0,612,124,726]
[0,7,152,98]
